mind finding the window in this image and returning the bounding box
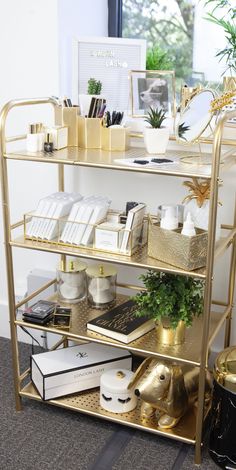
[108,0,228,88]
[123,0,194,80]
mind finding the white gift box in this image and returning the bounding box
[31,342,132,400]
[95,222,124,251]
[48,126,68,150]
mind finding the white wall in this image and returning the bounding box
[0,0,59,339]
[193,3,226,82]
[0,0,108,340]
[58,0,108,97]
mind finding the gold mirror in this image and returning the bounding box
[176,89,216,144]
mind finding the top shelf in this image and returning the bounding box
[5,146,231,179]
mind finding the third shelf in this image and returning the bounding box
[16,294,228,367]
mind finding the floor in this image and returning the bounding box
[0,337,219,470]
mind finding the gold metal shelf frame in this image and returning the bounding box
[0,97,235,465]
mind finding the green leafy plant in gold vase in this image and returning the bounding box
[134,270,204,346]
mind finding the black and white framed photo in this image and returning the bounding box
[130,70,176,118]
[72,37,146,111]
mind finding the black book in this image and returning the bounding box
[87,299,154,344]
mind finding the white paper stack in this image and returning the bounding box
[26,192,82,240]
[60,196,111,246]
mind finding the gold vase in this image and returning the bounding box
[223,77,236,92]
[155,318,186,346]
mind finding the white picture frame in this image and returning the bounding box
[72,37,146,111]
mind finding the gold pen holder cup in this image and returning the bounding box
[148,218,208,271]
[78,116,101,149]
[101,126,130,151]
[54,106,80,146]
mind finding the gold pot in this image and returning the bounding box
[155,318,186,346]
[223,77,236,92]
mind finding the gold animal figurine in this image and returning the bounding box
[128,358,212,429]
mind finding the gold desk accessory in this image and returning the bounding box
[55,105,80,146]
[101,126,130,151]
[148,216,208,271]
[78,116,101,149]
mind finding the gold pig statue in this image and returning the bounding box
[128,358,211,429]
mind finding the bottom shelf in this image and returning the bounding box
[20,382,199,445]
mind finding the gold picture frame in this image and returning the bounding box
[129,70,176,118]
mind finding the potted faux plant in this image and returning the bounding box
[133,270,204,346]
[143,107,169,154]
[79,78,103,116]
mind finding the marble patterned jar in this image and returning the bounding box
[86,264,117,309]
[57,259,87,303]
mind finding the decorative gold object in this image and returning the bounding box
[55,106,80,146]
[155,318,186,346]
[101,126,129,151]
[214,346,236,393]
[128,358,212,429]
[223,77,236,92]
[210,91,236,114]
[78,116,101,149]
[183,178,211,208]
[148,218,208,271]
[180,85,202,111]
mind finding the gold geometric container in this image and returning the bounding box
[78,116,101,149]
[55,106,80,146]
[101,126,129,151]
[148,220,208,271]
[155,318,186,346]
[223,77,236,92]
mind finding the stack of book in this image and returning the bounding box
[87,299,154,344]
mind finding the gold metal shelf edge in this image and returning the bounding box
[4,147,214,179]
[15,294,225,367]
[10,236,206,279]
[19,382,196,445]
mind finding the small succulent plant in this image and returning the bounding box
[144,107,167,129]
[87,78,102,95]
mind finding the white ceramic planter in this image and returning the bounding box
[144,126,170,154]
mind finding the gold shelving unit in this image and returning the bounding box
[0,97,235,465]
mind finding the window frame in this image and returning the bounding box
[108,0,123,37]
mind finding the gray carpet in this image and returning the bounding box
[0,337,219,470]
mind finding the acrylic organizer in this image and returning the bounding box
[148,216,208,270]
[78,116,101,149]
[54,105,80,146]
[23,210,147,257]
[101,126,130,151]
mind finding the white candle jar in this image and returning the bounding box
[86,264,117,309]
[57,260,87,303]
[100,369,137,413]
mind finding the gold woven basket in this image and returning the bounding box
[148,218,208,271]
